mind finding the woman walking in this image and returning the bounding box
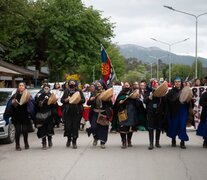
[4,82,34,151]
[197,90,207,148]
[61,79,85,149]
[35,84,55,150]
[144,80,166,150]
[86,81,113,149]
[166,77,190,149]
[114,82,139,149]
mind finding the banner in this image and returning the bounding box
[192,86,207,128]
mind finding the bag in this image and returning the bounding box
[97,113,110,126]
[118,109,128,122]
[35,111,51,124]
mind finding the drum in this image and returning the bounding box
[179,86,193,103]
[19,89,30,105]
[48,93,58,105]
[99,88,113,101]
[129,89,139,99]
[69,91,81,104]
[153,81,168,97]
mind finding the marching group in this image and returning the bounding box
[3,77,207,151]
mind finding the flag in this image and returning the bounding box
[101,47,115,87]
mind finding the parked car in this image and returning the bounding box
[0,88,16,143]
[0,88,40,143]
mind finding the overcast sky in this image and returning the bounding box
[82,0,207,58]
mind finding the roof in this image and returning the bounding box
[0,66,21,76]
[0,59,48,78]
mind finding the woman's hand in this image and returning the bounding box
[119,100,125,104]
[90,97,95,101]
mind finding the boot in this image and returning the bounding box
[93,138,98,146]
[16,144,22,151]
[66,136,71,147]
[121,133,127,149]
[172,138,176,147]
[72,138,77,149]
[24,141,29,150]
[42,137,47,150]
[203,139,207,148]
[148,130,154,150]
[48,136,53,148]
[127,132,133,147]
[100,141,105,149]
[180,140,186,149]
[86,128,91,137]
[155,130,161,148]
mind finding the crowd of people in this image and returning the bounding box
[3,76,207,151]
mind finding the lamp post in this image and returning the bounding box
[164,5,207,79]
[150,38,189,82]
[149,55,168,80]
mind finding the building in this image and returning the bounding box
[0,59,48,88]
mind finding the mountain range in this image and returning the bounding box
[118,44,207,67]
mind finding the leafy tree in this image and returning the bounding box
[0,0,114,82]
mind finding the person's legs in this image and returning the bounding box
[22,124,29,149]
[127,132,133,147]
[148,129,154,150]
[15,124,21,151]
[155,129,161,148]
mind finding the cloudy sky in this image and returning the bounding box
[82,0,207,58]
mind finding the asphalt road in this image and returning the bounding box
[0,125,206,180]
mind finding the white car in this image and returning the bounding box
[0,88,16,143]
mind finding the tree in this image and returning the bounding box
[170,64,193,81]
[191,59,204,79]
[0,0,115,81]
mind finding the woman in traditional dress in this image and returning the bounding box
[166,77,189,149]
[5,82,34,151]
[61,79,85,149]
[144,79,166,150]
[35,84,54,150]
[86,80,113,149]
[196,90,207,148]
[51,82,63,128]
[114,82,139,149]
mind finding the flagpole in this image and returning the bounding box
[100,44,118,81]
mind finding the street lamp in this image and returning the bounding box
[150,38,189,82]
[164,5,207,78]
[149,55,168,80]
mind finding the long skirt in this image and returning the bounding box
[37,117,54,138]
[167,104,189,141]
[64,114,81,139]
[89,111,109,143]
[197,117,207,139]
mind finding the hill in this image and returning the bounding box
[118,44,207,67]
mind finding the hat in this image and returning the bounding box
[174,76,181,82]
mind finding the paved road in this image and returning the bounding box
[0,125,206,180]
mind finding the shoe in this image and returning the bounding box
[48,141,53,148]
[93,139,98,146]
[86,128,91,137]
[72,142,77,149]
[180,141,186,149]
[101,142,105,149]
[128,141,133,147]
[203,139,207,148]
[42,144,47,150]
[25,143,30,150]
[148,144,154,150]
[66,140,71,147]
[172,139,176,147]
[155,142,161,148]
[16,145,22,151]
[121,141,127,149]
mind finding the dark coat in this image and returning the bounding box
[199,91,207,123]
